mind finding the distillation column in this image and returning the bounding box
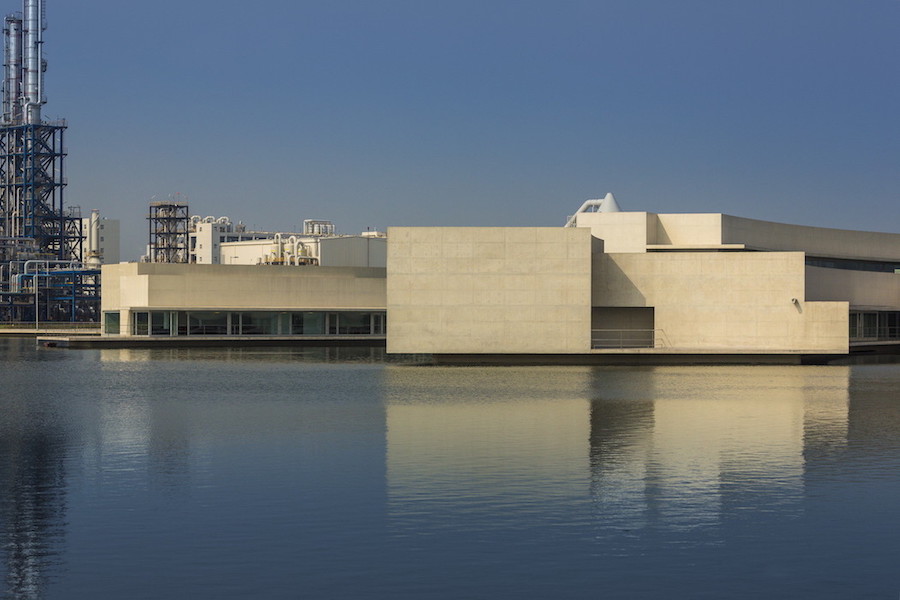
[22,0,41,124]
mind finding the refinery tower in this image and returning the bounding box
[0,0,97,323]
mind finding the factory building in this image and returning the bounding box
[0,0,98,323]
[190,215,386,268]
[386,195,900,362]
[189,216,271,264]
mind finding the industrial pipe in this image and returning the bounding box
[23,0,44,124]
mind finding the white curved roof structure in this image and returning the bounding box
[564,193,621,227]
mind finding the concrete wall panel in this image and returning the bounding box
[594,252,847,353]
[101,263,386,314]
[806,266,900,309]
[387,227,592,354]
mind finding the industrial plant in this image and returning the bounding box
[0,0,108,323]
[144,198,385,268]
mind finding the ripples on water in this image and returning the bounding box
[1,339,899,599]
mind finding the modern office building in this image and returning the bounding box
[386,196,899,363]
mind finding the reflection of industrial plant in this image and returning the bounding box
[0,387,68,597]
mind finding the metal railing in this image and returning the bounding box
[850,326,900,342]
[592,329,667,349]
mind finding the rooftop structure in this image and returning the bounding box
[189,214,386,268]
[147,199,189,263]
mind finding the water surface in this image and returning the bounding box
[1,340,898,599]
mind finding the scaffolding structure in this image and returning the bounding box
[0,0,97,323]
[148,200,189,263]
[0,121,81,262]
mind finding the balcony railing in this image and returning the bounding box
[850,326,900,342]
[592,329,667,349]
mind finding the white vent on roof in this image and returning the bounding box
[564,193,621,227]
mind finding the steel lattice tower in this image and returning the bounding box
[148,200,189,263]
[0,121,79,261]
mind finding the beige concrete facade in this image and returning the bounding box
[387,211,899,358]
[806,266,900,310]
[577,211,900,260]
[387,227,593,354]
[593,252,848,353]
[101,262,386,336]
[101,210,897,357]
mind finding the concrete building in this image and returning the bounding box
[103,215,386,340]
[80,211,120,266]
[189,216,269,264]
[99,196,898,361]
[101,262,386,339]
[387,197,899,362]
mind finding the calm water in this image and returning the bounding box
[1,339,899,599]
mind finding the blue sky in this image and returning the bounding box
[36,0,900,258]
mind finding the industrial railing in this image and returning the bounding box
[591,329,668,349]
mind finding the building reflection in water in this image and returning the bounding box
[0,385,69,598]
[1,344,875,594]
[383,366,592,533]
[589,367,850,537]
[98,345,387,365]
[384,365,853,539]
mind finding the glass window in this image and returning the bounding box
[177,311,188,335]
[851,311,900,341]
[188,311,227,335]
[337,312,371,335]
[277,313,291,335]
[104,311,120,335]
[328,313,338,335]
[150,311,172,335]
[881,312,900,340]
[863,313,878,338]
[239,312,278,335]
[292,312,325,335]
[133,312,149,335]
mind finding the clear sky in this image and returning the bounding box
[35,0,900,258]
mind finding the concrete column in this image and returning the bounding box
[119,309,132,337]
